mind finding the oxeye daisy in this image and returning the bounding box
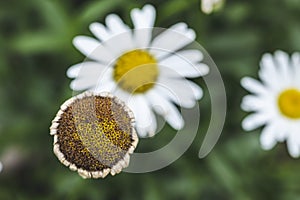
[201,0,223,14]
[50,91,138,178]
[241,50,300,157]
[67,4,209,137]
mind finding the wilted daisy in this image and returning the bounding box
[50,91,138,178]
[67,4,209,137]
[241,50,300,157]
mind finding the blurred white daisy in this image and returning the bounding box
[241,50,300,157]
[201,0,224,14]
[67,4,209,137]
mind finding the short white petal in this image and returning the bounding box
[70,77,96,91]
[105,14,130,35]
[154,85,194,108]
[156,77,199,108]
[287,135,300,158]
[73,36,115,64]
[260,124,277,150]
[89,22,111,41]
[188,81,203,99]
[67,62,107,79]
[157,70,203,100]
[131,4,156,47]
[274,50,291,85]
[128,95,157,137]
[150,23,196,59]
[131,4,156,28]
[241,95,266,112]
[273,119,287,142]
[102,32,135,57]
[146,90,184,130]
[70,64,112,91]
[292,52,300,86]
[67,63,81,78]
[175,49,204,63]
[242,113,269,131]
[241,77,267,95]
[259,53,280,90]
[94,80,116,93]
[159,54,209,78]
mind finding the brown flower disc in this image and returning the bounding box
[50,91,138,178]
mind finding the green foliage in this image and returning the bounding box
[0,0,300,199]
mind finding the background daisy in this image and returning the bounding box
[201,0,224,14]
[67,4,209,137]
[241,50,300,157]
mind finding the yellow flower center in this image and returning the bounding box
[113,50,159,94]
[278,88,300,119]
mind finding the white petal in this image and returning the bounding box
[260,124,277,150]
[105,14,130,35]
[70,77,97,91]
[156,77,200,108]
[175,49,204,63]
[155,86,194,108]
[89,22,111,42]
[188,81,203,99]
[159,54,209,78]
[73,36,115,64]
[273,119,287,142]
[100,14,135,56]
[67,62,107,78]
[69,63,112,91]
[128,95,156,137]
[131,4,156,47]
[146,90,184,130]
[259,53,280,90]
[241,77,267,95]
[241,95,266,112]
[274,50,291,85]
[159,68,203,99]
[292,52,300,86]
[94,81,116,93]
[131,4,156,28]
[287,135,300,158]
[150,23,196,59]
[242,113,269,131]
[0,161,3,173]
[67,63,81,78]
[102,32,135,57]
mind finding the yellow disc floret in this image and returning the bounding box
[113,50,159,94]
[278,88,300,119]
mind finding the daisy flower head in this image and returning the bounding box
[67,4,209,138]
[50,91,138,178]
[241,50,300,158]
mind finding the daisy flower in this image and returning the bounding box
[241,50,300,157]
[67,4,209,137]
[50,91,138,178]
[201,0,223,14]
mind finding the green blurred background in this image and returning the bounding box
[1,0,300,199]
